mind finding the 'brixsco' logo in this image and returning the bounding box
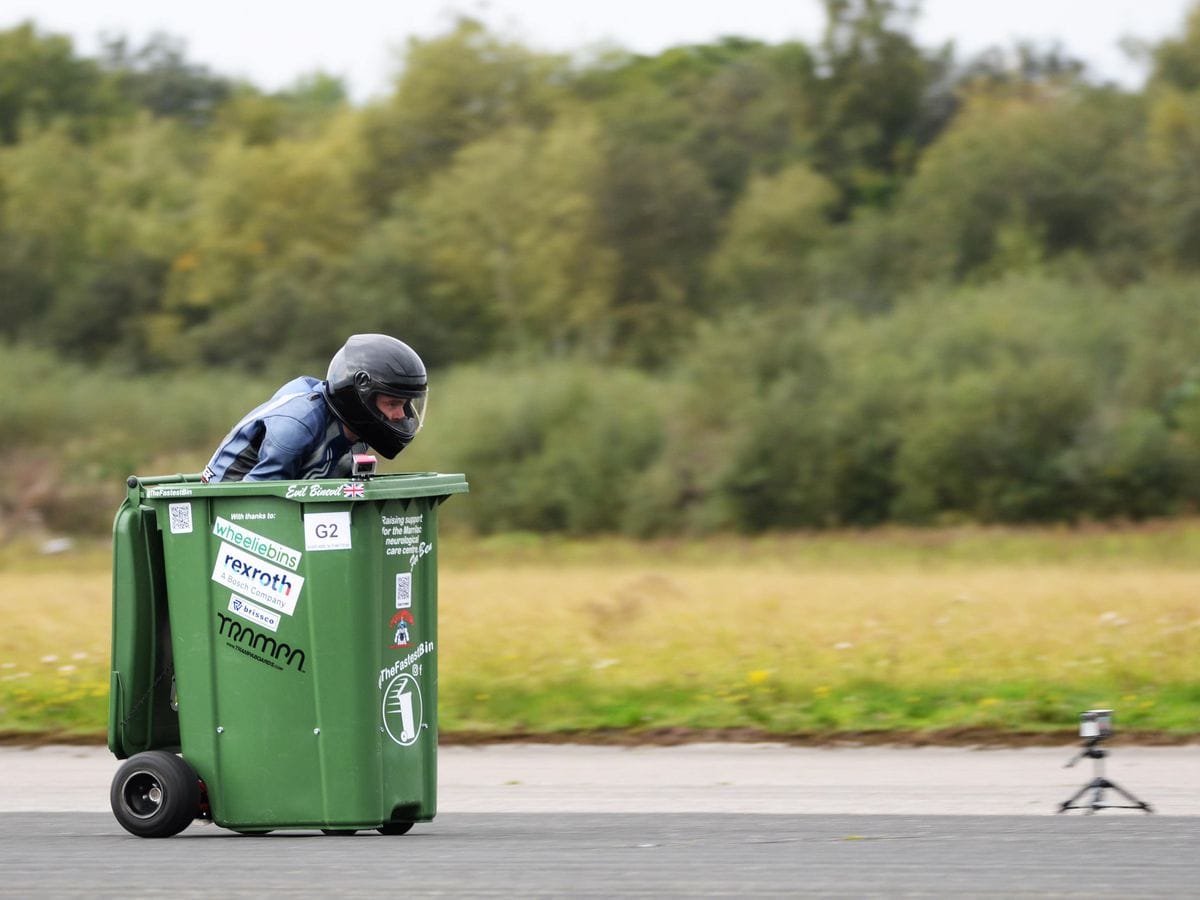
[217,612,306,672]
[228,594,281,632]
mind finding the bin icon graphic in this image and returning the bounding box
[107,470,468,837]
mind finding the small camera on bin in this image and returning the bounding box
[352,454,378,478]
[1079,709,1113,740]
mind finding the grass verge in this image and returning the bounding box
[2,523,1199,743]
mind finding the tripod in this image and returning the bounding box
[1057,736,1154,814]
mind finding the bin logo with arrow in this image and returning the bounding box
[382,672,424,746]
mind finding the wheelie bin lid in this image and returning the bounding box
[127,472,469,504]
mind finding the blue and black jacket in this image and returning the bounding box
[202,377,366,482]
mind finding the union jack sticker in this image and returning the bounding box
[341,482,365,499]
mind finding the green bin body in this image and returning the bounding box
[108,471,467,832]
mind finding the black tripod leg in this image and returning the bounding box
[1057,779,1102,813]
[1102,779,1155,813]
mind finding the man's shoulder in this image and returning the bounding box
[263,377,330,439]
[272,375,324,400]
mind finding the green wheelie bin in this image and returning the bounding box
[107,467,468,838]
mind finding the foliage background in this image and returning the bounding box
[5,1,1200,537]
[5,3,1200,742]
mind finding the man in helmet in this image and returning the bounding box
[201,334,428,482]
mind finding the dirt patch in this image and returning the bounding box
[435,726,1199,749]
[5,725,1196,749]
[0,731,108,748]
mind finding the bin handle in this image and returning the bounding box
[127,473,203,487]
[125,473,203,504]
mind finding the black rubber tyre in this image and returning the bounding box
[110,751,201,838]
[377,821,415,836]
[321,829,358,836]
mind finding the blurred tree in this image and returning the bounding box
[676,40,818,207]
[628,308,836,532]
[1144,87,1200,267]
[277,72,349,127]
[863,276,1198,523]
[890,357,1090,522]
[356,18,569,211]
[891,85,1147,285]
[576,38,819,211]
[98,33,235,126]
[571,50,722,360]
[1143,6,1200,269]
[323,212,452,367]
[595,138,720,364]
[423,363,666,534]
[706,162,840,307]
[42,116,201,366]
[0,22,111,144]
[1058,407,1191,519]
[161,118,368,367]
[213,73,349,146]
[805,206,916,312]
[1147,2,1200,92]
[953,41,1087,88]
[386,117,618,359]
[0,125,93,336]
[211,88,292,146]
[812,0,949,208]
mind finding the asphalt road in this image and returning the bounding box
[3,743,1198,897]
[4,811,1200,898]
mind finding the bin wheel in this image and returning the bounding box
[377,821,415,836]
[321,829,358,836]
[232,829,274,836]
[110,750,201,838]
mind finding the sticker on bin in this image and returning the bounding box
[304,511,352,551]
[395,572,412,608]
[168,503,193,535]
[227,593,281,632]
[389,609,414,648]
[216,612,307,672]
[212,517,301,570]
[382,672,424,746]
[378,641,434,689]
[212,542,304,616]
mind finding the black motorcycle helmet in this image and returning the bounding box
[323,334,428,458]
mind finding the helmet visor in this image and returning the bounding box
[371,390,427,438]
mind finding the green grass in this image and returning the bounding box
[3,523,1200,742]
[437,679,1200,737]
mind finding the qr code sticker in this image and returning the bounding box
[395,573,412,609]
[168,502,193,534]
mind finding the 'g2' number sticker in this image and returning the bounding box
[304,511,352,551]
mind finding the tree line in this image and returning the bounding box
[5,1,1200,533]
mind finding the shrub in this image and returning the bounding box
[401,360,667,534]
